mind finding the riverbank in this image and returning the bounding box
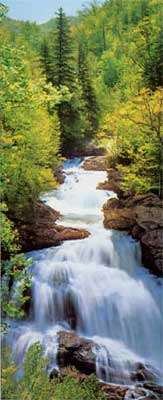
[11,201,89,253]
[82,156,163,277]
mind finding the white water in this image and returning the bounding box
[5,158,163,384]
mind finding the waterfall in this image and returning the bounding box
[5,157,163,385]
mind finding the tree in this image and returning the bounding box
[2,343,105,400]
[0,2,8,21]
[40,38,52,82]
[0,43,61,217]
[78,43,99,137]
[98,88,163,195]
[46,8,88,154]
[51,7,75,89]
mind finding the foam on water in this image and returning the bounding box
[5,157,163,385]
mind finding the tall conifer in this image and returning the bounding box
[78,43,99,137]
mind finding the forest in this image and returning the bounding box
[1,0,163,399]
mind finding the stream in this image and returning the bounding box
[5,158,163,386]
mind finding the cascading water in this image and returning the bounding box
[5,157,163,385]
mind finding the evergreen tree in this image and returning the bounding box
[51,7,75,89]
[49,8,87,154]
[78,43,99,137]
[40,38,52,82]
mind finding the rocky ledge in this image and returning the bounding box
[55,331,162,399]
[101,169,163,276]
[14,201,89,253]
[82,155,106,171]
[57,331,97,375]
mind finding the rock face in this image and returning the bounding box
[16,201,89,253]
[100,383,128,400]
[57,331,97,375]
[82,156,106,171]
[97,169,124,197]
[54,165,65,184]
[103,190,163,276]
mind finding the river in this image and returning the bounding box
[6,158,162,385]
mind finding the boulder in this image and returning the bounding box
[124,387,156,400]
[143,383,163,399]
[57,331,97,375]
[16,201,89,253]
[97,168,124,197]
[141,229,163,276]
[54,165,65,184]
[135,206,163,231]
[103,192,163,276]
[124,192,162,208]
[103,206,136,231]
[55,226,90,241]
[100,383,127,400]
[103,198,123,210]
[131,363,157,383]
[82,156,106,171]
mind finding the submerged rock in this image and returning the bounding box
[57,331,97,375]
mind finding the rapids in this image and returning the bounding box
[5,158,163,385]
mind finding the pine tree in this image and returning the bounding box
[48,8,87,155]
[78,43,99,137]
[40,38,52,81]
[51,7,75,89]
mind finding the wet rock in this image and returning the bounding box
[57,331,97,375]
[82,156,106,171]
[55,226,89,241]
[49,368,60,379]
[103,192,163,276]
[135,206,163,231]
[103,198,123,210]
[54,165,65,184]
[124,193,162,208]
[100,383,128,400]
[124,387,157,400]
[131,363,157,383]
[21,286,32,316]
[103,206,136,230]
[141,229,163,276]
[15,201,60,252]
[15,201,89,252]
[97,168,124,197]
[143,383,163,399]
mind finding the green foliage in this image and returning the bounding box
[54,374,105,400]
[99,87,163,194]
[1,347,18,400]
[40,7,92,154]
[0,2,9,21]
[2,343,105,400]
[74,0,163,195]
[50,7,75,89]
[0,42,61,216]
[1,203,19,257]
[1,203,31,325]
[78,43,99,137]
